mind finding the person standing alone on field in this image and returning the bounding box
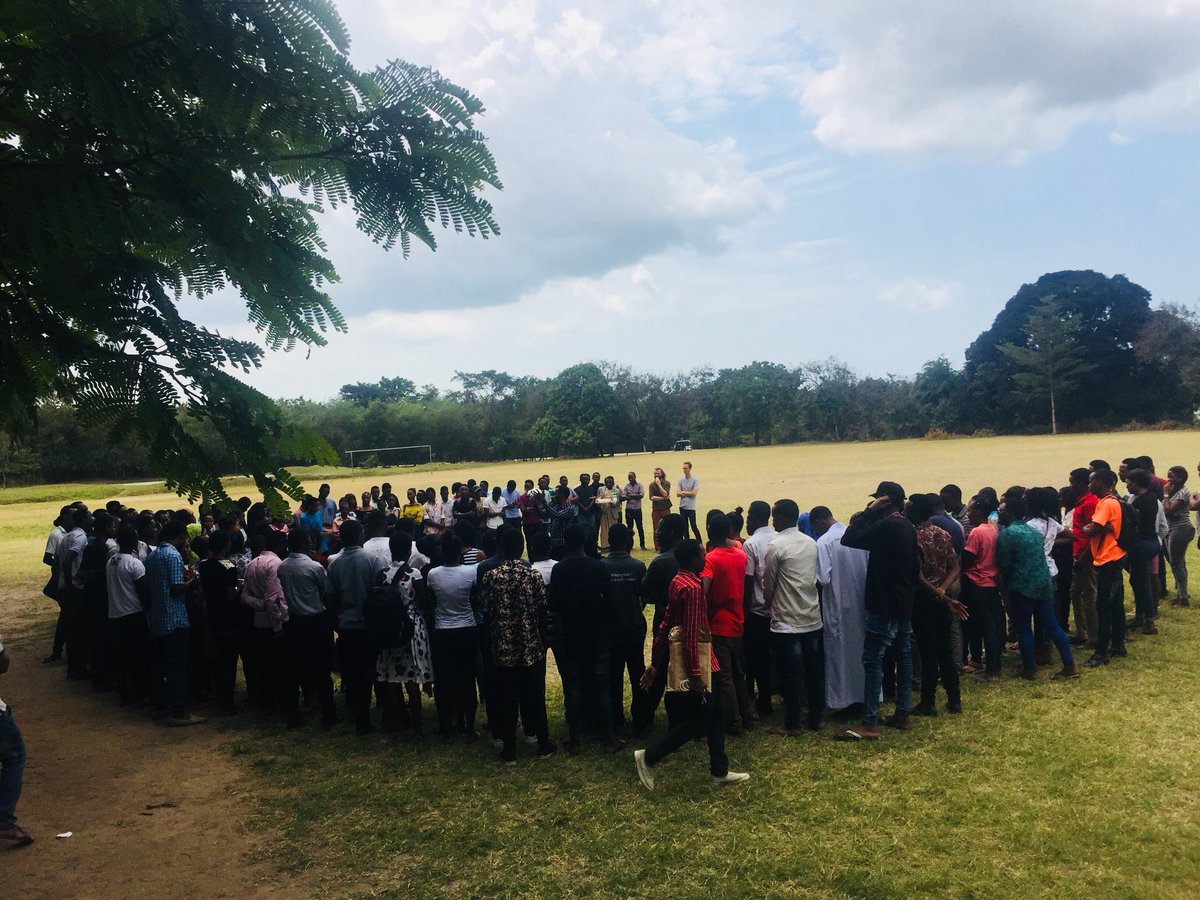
[677,461,701,541]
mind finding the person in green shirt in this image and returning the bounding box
[997,497,1077,681]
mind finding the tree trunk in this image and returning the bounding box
[1049,387,1058,436]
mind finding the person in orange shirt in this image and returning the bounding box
[1083,468,1128,667]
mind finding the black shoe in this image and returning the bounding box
[947,701,963,714]
[911,705,938,717]
[1126,617,1143,630]
[884,713,910,730]
[1142,623,1158,635]
[1084,654,1109,668]
[1110,646,1128,658]
[42,652,62,664]
[499,749,517,765]
[537,740,558,757]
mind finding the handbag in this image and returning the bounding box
[666,624,712,693]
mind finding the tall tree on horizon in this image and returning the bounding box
[998,296,1096,435]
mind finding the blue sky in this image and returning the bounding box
[205,0,1200,399]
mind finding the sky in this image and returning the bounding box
[193,0,1200,400]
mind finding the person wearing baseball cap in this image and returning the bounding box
[834,481,920,742]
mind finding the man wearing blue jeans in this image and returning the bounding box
[0,635,33,847]
[836,481,920,742]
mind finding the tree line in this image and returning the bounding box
[5,270,1197,486]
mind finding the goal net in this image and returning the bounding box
[345,444,432,469]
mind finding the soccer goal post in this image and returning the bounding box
[344,444,432,469]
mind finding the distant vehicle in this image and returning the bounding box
[672,439,692,452]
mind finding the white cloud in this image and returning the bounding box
[879,278,959,313]
[800,1,1200,160]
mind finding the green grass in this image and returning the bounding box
[4,432,1200,897]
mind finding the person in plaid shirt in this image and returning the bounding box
[634,540,749,791]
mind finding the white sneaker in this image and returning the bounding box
[634,749,655,791]
[711,771,750,786]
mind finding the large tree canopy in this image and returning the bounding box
[0,0,499,507]
[964,271,1153,431]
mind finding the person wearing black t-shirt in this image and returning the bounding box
[1126,469,1162,634]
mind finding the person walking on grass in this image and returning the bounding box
[634,540,750,791]
[835,482,919,742]
[0,634,32,848]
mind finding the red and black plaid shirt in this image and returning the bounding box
[651,570,720,677]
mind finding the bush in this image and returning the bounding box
[922,427,954,441]
[972,428,996,439]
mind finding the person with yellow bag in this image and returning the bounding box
[633,540,750,791]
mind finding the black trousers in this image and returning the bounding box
[109,612,151,703]
[494,660,549,753]
[680,508,702,541]
[624,508,646,548]
[911,598,961,708]
[61,586,90,678]
[210,624,250,712]
[251,626,294,718]
[712,635,753,730]
[558,645,613,744]
[645,689,729,777]
[609,625,651,731]
[337,629,378,733]
[743,613,774,714]
[286,614,337,724]
[432,626,479,735]
[772,630,825,730]
[963,581,1004,675]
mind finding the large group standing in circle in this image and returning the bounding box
[2,452,1193,845]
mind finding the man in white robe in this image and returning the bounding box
[811,507,869,712]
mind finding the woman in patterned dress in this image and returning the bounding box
[375,532,433,734]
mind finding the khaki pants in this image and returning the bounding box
[1070,549,1098,643]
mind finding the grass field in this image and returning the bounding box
[3,432,1200,897]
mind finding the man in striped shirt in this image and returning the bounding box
[634,540,749,790]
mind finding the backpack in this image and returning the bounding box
[364,566,416,650]
[1114,498,1137,553]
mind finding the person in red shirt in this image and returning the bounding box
[701,513,754,735]
[1066,467,1098,647]
[962,497,1004,680]
[634,540,748,791]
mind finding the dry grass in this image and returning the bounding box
[4,432,1200,897]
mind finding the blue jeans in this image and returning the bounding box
[862,611,911,726]
[0,708,26,828]
[1129,539,1160,623]
[1009,591,1074,671]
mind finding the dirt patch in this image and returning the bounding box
[2,609,288,898]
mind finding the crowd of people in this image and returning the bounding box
[3,453,1194,845]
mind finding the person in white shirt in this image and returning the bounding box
[422,487,444,536]
[106,524,150,705]
[362,510,393,569]
[810,506,868,713]
[740,501,776,717]
[41,506,73,663]
[763,498,824,734]
[482,486,507,531]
